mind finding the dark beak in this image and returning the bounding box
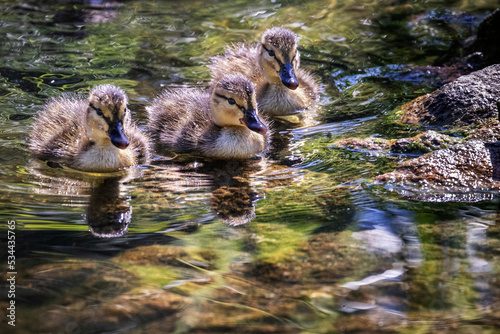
[243,110,267,135]
[108,122,129,149]
[279,63,299,90]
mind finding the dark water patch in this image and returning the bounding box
[2,230,180,260]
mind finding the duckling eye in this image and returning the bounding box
[90,103,104,117]
[268,49,275,57]
[227,98,236,105]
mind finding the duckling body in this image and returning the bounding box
[29,85,150,172]
[209,27,319,117]
[147,75,269,160]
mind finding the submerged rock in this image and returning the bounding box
[376,140,500,200]
[399,64,500,126]
[114,245,216,270]
[92,288,187,332]
[336,137,390,151]
[336,131,461,155]
[390,130,462,153]
[39,288,188,333]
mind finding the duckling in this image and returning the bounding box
[29,84,150,172]
[209,27,319,117]
[147,74,269,160]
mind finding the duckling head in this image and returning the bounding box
[85,84,130,149]
[210,75,267,135]
[258,27,300,90]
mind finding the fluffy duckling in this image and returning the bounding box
[147,74,269,159]
[209,27,319,117]
[29,84,150,172]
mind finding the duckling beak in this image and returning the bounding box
[108,122,129,149]
[242,110,267,135]
[280,63,299,90]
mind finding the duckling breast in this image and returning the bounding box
[74,144,136,172]
[258,84,310,116]
[202,127,266,159]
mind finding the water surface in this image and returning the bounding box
[1,0,500,333]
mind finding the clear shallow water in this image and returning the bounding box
[1,0,500,333]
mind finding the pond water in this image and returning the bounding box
[1,0,500,333]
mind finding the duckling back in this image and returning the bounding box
[209,44,265,86]
[29,96,88,164]
[147,88,212,154]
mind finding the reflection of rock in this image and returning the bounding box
[376,140,500,201]
[411,52,485,85]
[86,177,131,238]
[50,1,120,39]
[337,130,461,154]
[399,64,500,126]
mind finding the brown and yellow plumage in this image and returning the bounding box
[29,85,150,172]
[209,27,319,117]
[147,75,270,160]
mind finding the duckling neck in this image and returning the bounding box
[257,83,309,116]
[74,140,135,172]
[202,126,266,159]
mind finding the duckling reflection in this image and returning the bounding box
[27,161,136,238]
[148,158,267,226]
[86,176,131,238]
[209,160,263,226]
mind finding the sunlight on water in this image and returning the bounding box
[0,0,500,333]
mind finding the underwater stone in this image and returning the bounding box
[336,131,461,154]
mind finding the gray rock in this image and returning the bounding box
[399,64,500,126]
[376,140,500,201]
